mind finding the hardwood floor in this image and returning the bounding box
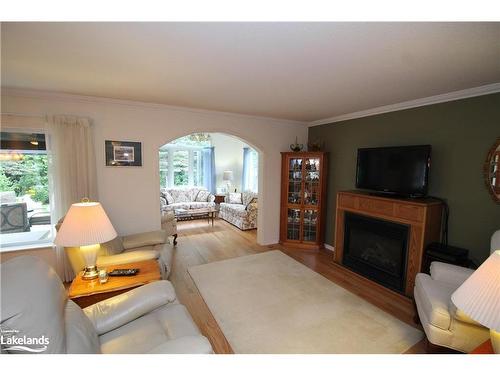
[169,218,426,354]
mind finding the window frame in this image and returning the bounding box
[0,128,53,251]
[160,144,204,188]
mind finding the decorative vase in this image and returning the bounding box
[290,137,303,152]
[307,139,324,151]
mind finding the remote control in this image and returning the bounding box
[108,268,139,276]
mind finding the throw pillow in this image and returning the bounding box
[171,190,189,203]
[241,191,257,207]
[228,192,243,204]
[187,188,198,202]
[160,196,167,208]
[245,197,257,210]
[195,190,210,202]
[164,191,174,205]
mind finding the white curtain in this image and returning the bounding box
[242,147,258,192]
[202,146,216,193]
[46,115,98,282]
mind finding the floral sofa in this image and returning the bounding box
[160,188,216,213]
[219,192,258,230]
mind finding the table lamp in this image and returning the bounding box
[55,201,117,280]
[223,170,234,193]
[451,250,500,353]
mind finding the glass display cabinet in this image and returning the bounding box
[280,152,328,249]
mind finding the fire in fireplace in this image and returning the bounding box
[342,212,410,293]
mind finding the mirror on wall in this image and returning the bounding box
[484,138,500,204]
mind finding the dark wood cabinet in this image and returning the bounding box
[279,152,328,249]
[214,194,226,205]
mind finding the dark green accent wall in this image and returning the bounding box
[309,93,500,262]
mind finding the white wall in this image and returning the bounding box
[1,89,308,245]
[211,133,250,193]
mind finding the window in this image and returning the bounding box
[159,149,169,189]
[1,131,52,249]
[159,135,207,188]
[192,150,202,187]
[173,150,189,186]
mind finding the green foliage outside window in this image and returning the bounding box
[159,170,168,189]
[0,154,49,204]
[174,171,188,185]
[159,150,169,189]
[0,171,14,191]
[173,150,189,186]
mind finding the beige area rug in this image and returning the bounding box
[188,250,423,353]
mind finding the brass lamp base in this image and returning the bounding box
[81,265,99,280]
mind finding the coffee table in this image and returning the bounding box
[68,260,161,308]
[174,207,218,226]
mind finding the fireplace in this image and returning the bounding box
[342,212,409,294]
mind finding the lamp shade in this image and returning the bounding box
[451,250,500,331]
[54,202,117,247]
[223,170,234,182]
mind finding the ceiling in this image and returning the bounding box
[2,22,500,122]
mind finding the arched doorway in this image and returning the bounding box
[158,132,262,242]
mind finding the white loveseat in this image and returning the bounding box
[0,256,213,354]
[219,192,258,230]
[160,188,215,213]
[414,230,500,352]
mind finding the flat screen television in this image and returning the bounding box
[355,145,431,197]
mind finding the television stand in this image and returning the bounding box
[367,191,426,200]
[368,191,408,199]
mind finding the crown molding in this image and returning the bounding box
[1,87,307,126]
[4,83,499,128]
[308,83,500,127]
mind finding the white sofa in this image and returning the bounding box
[160,188,215,213]
[414,230,500,352]
[219,192,258,230]
[0,256,213,354]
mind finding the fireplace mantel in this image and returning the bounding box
[334,190,443,297]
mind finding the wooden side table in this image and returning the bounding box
[214,195,226,205]
[470,339,494,354]
[68,260,161,308]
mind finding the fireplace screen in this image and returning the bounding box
[342,212,409,293]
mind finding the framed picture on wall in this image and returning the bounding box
[105,140,142,166]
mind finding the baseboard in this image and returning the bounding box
[277,241,335,252]
[324,243,335,252]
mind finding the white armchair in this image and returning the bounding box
[56,216,174,279]
[161,210,178,245]
[414,230,500,352]
[0,256,213,354]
